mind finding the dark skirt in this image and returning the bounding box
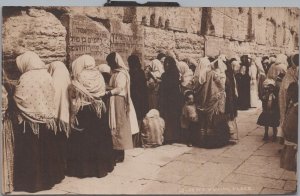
[257,112,280,127]
[193,112,230,148]
[13,122,66,193]
[280,145,297,172]
[66,106,115,178]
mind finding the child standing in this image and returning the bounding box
[257,79,280,141]
[181,91,199,147]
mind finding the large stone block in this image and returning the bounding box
[125,7,201,34]
[110,19,144,64]
[2,8,66,79]
[174,32,205,61]
[144,26,175,61]
[60,13,110,67]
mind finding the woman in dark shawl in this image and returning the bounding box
[158,56,182,144]
[225,58,238,140]
[128,54,149,147]
[128,55,149,125]
[235,65,251,110]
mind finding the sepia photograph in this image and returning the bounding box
[1,5,299,195]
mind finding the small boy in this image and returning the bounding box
[181,90,199,147]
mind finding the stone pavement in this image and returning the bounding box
[11,108,297,195]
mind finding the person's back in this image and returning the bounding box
[141,109,165,147]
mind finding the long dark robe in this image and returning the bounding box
[129,69,149,121]
[66,105,115,178]
[13,122,66,193]
[235,73,251,110]
[195,70,230,148]
[158,71,182,142]
[225,68,238,120]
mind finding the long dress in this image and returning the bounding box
[109,71,134,150]
[129,68,149,123]
[225,68,238,139]
[146,59,164,110]
[280,102,298,172]
[159,70,182,143]
[278,67,298,138]
[249,64,259,107]
[2,85,14,193]
[235,73,251,110]
[196,70,230,148]
[66,106,115,178]
[14,122,66,192]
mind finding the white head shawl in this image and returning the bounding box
[194,57,211,85]
[98,64,111,73]
[14,51,56,135]
[70,55,106,120]
[48,61,71,137]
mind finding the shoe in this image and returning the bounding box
[187,143,193,147]
[272,136,277,142]
[262,136,269,141]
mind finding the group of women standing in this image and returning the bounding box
[2,51,140,193]
[2,49,298,193]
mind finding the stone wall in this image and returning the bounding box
[2,6,299,79]
[3,8,67,79]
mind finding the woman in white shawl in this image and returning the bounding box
[67,55,115,178]
[13,51,65,192]
[105,52,139,162]
[249,58,260,108]
[48,61,71,137]
[267,54,288,80]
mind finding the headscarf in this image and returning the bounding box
[70,55,106,121]
[146,109,160,118]
[108,52,139,134]
[48,61,71,137]
[267,54,288,80]
[98,64,111,74]
[263,79,276,87]
[148,59,165,78]
[14,51,56,135]
[194,57,211,85]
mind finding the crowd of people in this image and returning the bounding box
[1,50,298,193]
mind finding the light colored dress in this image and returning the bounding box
[249,63,259,108]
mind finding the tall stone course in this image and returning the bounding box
[2,8,67,79]
[2,6,299,80]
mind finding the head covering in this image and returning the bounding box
[48,61,71,137]
[108,52,139,134]
[194,57,211,85]
[275,54,288,65]
[98,64,111,73]
[263,79,275,87]
[70,55,106,121]
[217,54,227,73]
[115,52,129,70]
[146,109,160,118]
[14,51,56,135]
[16,51,46,73]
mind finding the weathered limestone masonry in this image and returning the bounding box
[2,7,299,79]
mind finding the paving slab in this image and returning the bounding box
[179,162,236,188]
[260,188,291,194]
[224,173,286,190]
[216,182,263,194]
[281,170,297,181]
[284,180,297,191]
